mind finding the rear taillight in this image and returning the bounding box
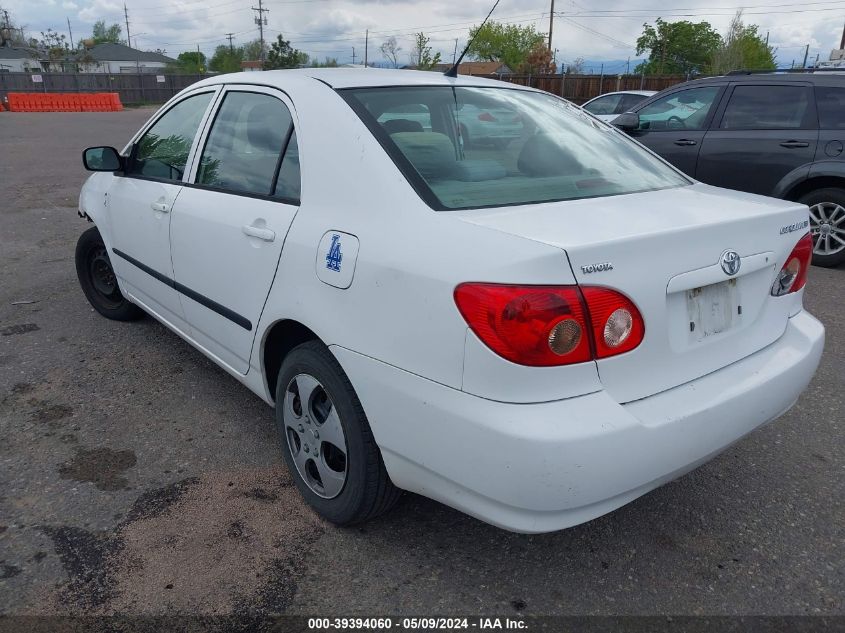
[477,112,497,122]
[581,287,645,358]
[771,232,813,296]
[454,283,644,367]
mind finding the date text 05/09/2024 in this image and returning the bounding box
[307,617,528,630]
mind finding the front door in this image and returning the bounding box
[696,83,819,195]
[108,90,217,329]
[169,87,302,374]
[629,85,725,177]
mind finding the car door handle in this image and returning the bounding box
[242,225,276,242]
[780,141,809,148]
[674,139,697,146]
[150,201,170,213]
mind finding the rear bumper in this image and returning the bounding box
[332,310,824,533]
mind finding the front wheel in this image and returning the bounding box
[800,188,845,268]
[275,341,401,525]
[75,227,144,321]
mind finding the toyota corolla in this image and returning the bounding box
[75,69,824,533]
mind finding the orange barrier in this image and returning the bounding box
[5,92,124,112]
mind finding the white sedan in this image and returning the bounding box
[582,90,656,122]
[76,69,824,533]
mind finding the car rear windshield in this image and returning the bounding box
[342,86,689,210]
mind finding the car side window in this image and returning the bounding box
[815,86,845,130]
[127,92,213,182]
[584,94,622,116]
[617,93,649,113]
[196,91,294,196]
[636,86,720,131]
[720,85,811,130]
[273,130,300,202]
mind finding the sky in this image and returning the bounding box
[4,0,845,71]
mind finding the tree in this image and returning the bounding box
[565,56,585,74]
[710,11,776,74]
[91,20,123,45]
[635,18,722,75]
[311,57,339,67]
[409,32,441,70]
[523,41,554,74]
[380,36,401,68]
[170,51,206,73]
[38,29,69,69]
[265,34,306,69]
[209,44,243,73]
[466,21,545,72]
[242,39,265,61]
[0,5,27,46]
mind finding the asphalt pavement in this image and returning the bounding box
[0,109,842,621]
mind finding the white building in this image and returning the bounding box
[0,46,41,72]
[79,43,176,73]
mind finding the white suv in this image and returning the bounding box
[76,69,824,533]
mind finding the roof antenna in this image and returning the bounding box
[444,0,501,78]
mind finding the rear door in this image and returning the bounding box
[628,84,725,176]
[696,83,819,195]
[169,86,302,374]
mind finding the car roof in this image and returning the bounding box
[190,68,539,91]
[674,71,845,88]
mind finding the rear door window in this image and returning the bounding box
[720,85,813,130]
[196,91,295,197]
[815,86,845,129]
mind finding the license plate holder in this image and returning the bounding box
[687,278,738,342]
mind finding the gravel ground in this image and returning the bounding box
[0,109,842,620]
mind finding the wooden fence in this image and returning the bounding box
[0,71,691,107]
[489,73,690,104]
[0,72,206,105]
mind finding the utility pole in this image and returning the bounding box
[626,56,630,74]
[226,32,235,52]
[252,0,269,66]
[352,47,356,65]
[364,29,368,67]
[548,0,555,50]
[840,21,845,49]
[124,3,131,48]
[453,39,458,64]
[67,17,74,49]
[802,43,809,68]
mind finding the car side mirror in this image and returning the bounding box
[82,146,123,172]
[612,112,640,131]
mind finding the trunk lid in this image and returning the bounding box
[454,183,811,402]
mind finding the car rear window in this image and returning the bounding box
[815,86,845,130]
[342,86,690,211]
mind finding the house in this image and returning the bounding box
[241,60,263,72]
[428,61,513,75]
[78,43,176,73]
[0,46,41,72]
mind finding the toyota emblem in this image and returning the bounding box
[720,249,741,276]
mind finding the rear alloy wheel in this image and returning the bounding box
[75,227,144,321]
[275,341,401,525]
[801,188,845,268]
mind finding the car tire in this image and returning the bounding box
[799,188,845,268]
[275,341,401,525]
[75,227,144,321]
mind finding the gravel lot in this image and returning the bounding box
[0,109,843,621]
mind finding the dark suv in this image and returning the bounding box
[614,71,845,267]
